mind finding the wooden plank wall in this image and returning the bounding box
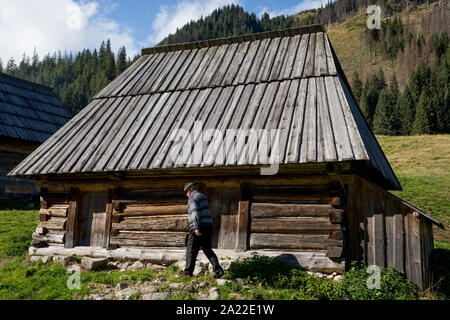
[249,186,344,260]
[347,176,434,289]
[109,189,189,248]
[32,189,69,247]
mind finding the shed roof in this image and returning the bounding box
[9,25,401,190]
[0,72,72,143]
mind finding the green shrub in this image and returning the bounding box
[227,254,291,286]
[340,262,418,300]
[429,242,450,298]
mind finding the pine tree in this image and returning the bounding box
[397,85,416,135]
[373,89,397,135]
[116,46,127,76]
[412,89,433,134]
[0,58,3,73]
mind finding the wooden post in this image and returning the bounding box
[236,200,249,252]
[103,189,113,249]
[65,187,81,248]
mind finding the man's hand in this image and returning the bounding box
[194,229,202,236]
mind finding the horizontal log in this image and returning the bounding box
[326,246,343,258]
[251,203,333,218]
[110,231,186,247]
[32,232,65,244]
[113,189,186,202]
[32,246,345,273]
[116,204,188,217]
[250,233,342,250]
[252,193,331,203]
[329,209,344,223]
[35,226,46,235]
[40,207,68,218]
[38,217,66,231]
[112,215,189,232]
[251,217,341,234]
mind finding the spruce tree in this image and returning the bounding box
[373,89,397,135]
[412,89,433,134]
[397,85,416,135]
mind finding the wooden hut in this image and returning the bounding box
[0,72,71,201]
[9,25,443,289]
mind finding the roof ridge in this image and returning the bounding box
[142,24,326,55]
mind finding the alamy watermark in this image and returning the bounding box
[366,5,381,30]
[168,121,280,175]
[366,265,381,289]
[66,265,81,290]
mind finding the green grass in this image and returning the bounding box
[377,134,450,242]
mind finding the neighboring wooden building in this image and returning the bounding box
[10,25,443,289]
[0,73,71,201]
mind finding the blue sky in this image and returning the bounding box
[0,0,327,63]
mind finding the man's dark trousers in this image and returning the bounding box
[185,226,222,275]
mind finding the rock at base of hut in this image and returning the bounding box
[128,261,144,270]
[142,292,171,300]
[115,288,139,300]
[207,287,220,300]
[81,257,108,271]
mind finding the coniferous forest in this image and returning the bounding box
[0,1,448,135]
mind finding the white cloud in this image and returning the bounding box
[0,0,138,63]
[147,0,240,45]
[258,0,329,18]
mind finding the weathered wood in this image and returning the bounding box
[38,217,66,231]
[103,194,113,249]
[405,213,423,287]
[236,201,249,251]
[218,215,238,249]
[251,202,333,218]
[251,217,341,233]
[374,212,386,267]
[65,188,80,248]
[250,233,342,250]
[329,197,340,206]
[32,232,65,244]
[420,216,434,289]
[326,246,343,258]
[329,209,344,223]
[78,192,108,247]
[252,192,331,202]
[110,231,186,247]
[112,189,186,203]
[39,212,49,221]
[112,215,189,232]
[32,245,345,273]
[35,226,46,235]
[40,207,68,218]
[117,204,188,217]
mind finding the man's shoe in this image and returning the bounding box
[213,270,224,279]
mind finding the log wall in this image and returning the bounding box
[347,176,435,289]
[32,190,69,247]
[249,186,345,261]
[109,189,189,248]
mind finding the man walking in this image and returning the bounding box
[184,182,224,278]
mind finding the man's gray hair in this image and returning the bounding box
[184,182,198,193]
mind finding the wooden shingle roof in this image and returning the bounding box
[9,25,401,190]
[0,72,71,143]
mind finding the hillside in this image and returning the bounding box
[377,135,449,242]
[324,2,450,88]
